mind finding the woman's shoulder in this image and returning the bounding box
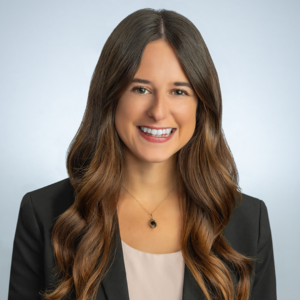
[223,193,271,256]
[19,178,75,232]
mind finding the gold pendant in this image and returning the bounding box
[150,214,157,228]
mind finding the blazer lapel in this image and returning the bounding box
[100,219,207,300]
[101,221,130,300]
[182,263,207,299]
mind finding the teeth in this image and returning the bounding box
[140,126,174,137]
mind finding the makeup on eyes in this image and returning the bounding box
[131,86,189,96]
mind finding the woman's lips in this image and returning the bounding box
[137,126,176,143]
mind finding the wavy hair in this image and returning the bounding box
[42,8,255,300]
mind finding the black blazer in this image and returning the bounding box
[8,178,277,299]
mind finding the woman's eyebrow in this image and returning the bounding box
[132,78,192,88]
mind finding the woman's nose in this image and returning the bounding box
[147,91,170,121]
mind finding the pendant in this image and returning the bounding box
[150,214,157,228]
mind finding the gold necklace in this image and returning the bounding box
[121,184,175,228]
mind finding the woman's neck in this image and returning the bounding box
[121,154,178,205]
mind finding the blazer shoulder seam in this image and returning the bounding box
[257,199,263,251]
[27,192,44,243]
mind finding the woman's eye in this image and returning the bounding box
[132,87,149,94]
[172,89,188,96]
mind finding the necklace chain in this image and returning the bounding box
[121,184,175,216]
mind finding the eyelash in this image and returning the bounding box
[131,86,189,96]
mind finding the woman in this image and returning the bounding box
[8,8,276,300]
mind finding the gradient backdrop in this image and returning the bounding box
[1,0,299,299]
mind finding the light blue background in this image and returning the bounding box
[1,1,299,299]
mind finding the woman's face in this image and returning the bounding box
[115,39,198,163]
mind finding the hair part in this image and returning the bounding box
[41,8,255,300]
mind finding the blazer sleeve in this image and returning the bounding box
[251,200,277,299]
[8,193,45,300]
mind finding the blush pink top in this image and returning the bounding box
[121,239,185,300]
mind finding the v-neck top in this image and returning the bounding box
[121,239,185,300]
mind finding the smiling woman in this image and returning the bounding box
[8,8,276,300]
[115,39,198,160]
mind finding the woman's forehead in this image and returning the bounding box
[134,40,189,84]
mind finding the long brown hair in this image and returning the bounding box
[42,8,255,300]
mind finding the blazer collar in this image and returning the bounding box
[101,219,206,300]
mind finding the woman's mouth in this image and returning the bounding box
[137,126,175,137]
[137,126,176,143]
